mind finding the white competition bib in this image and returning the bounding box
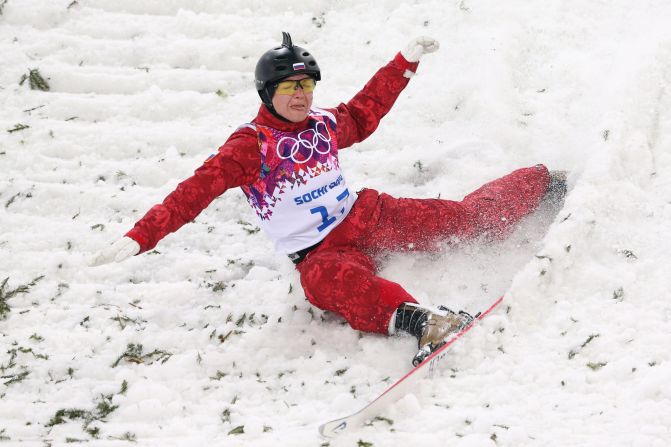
[240,109,357,254]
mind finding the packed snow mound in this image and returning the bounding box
[1,1,670,446]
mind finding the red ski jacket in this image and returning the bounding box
[126,53,420,253]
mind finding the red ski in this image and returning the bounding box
[319,296,504,438]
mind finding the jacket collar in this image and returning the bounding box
[253,105,310,132]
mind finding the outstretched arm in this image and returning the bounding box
[332,36,439,148]
[90,129,259,266]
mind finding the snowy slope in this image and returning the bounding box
[1,1,670,446]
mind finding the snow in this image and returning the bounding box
[1,0,670,445]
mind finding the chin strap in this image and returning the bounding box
[263,103,292,122]
[259,83,292,123]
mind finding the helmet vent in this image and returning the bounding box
[302,52,310,56]
[308,61,316,66]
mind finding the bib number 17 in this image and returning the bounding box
[310,189,350,232]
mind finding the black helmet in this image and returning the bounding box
[255,32,321,107]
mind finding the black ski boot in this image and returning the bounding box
[394,303,475,366]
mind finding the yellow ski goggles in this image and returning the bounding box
[274,78,317,95]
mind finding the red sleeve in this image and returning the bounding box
[329,52,420,149]
[125,128,259,253]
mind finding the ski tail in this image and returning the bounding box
[319,296,504,438]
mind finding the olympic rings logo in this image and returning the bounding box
[276,121,332,164]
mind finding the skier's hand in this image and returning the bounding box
[89,236,140,267]
[401,36,440,63]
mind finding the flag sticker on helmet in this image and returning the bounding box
[293,62,306,70]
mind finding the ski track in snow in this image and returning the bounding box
[1,1,670,446]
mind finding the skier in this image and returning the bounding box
[90,33,565,364]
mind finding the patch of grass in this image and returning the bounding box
[109,432,136,442]
[110,314,146,330]
[1,345,49,387]
[228,425,244,435]
[367,416,393,426]
[217,330,243,345]
[19,68,50,91]
[111,343,172,368]
[47,408,89,427]
[45,383,128,439]
[581,334,600,349]
[587,362,607,371]
[6,124,30,133]
[2,370,29,386]
[211,281,227,292]
[618,249,637,259]
[237,220,260,235]
[568,334,600,360]
[0,276,44,320]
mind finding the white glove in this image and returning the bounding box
[89,236,141,267]
[401,36,440,62]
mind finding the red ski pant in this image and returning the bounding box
[296,165,551,334]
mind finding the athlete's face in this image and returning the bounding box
[272,74,314,122]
